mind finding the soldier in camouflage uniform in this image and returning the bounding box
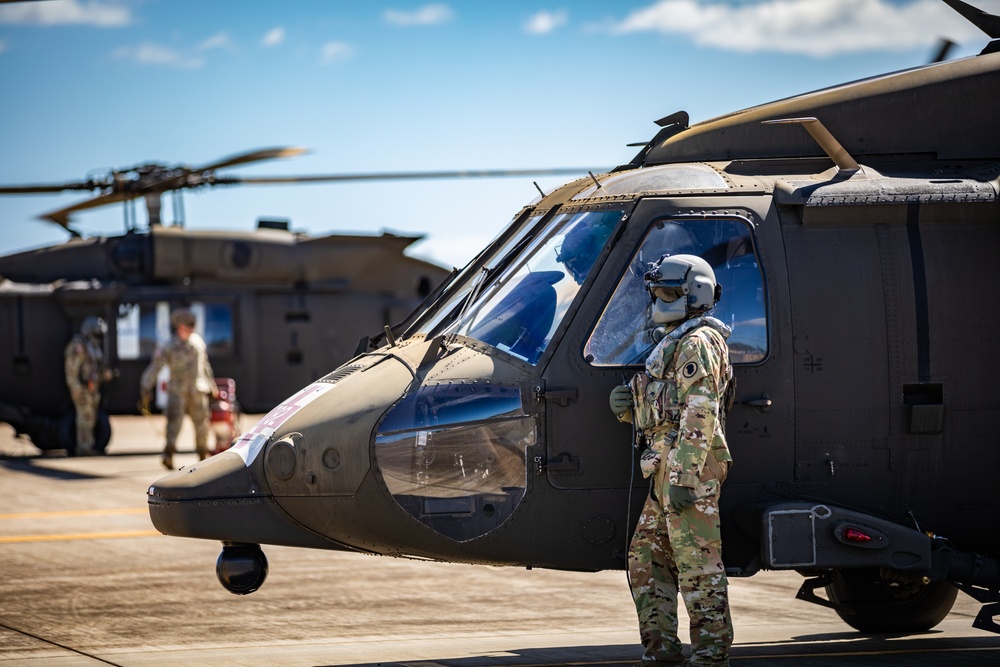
[64,316,112,455]
[609,254,734,667]
[140,309,218,469]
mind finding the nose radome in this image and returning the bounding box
[147,450,336,550]
[148,450,259,502]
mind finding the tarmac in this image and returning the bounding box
[1,414,998,666]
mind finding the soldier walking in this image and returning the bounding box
[140,309,218,469]
[608,254,735,667]
[64,316,113,455]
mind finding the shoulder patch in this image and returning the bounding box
[683,361,699,379]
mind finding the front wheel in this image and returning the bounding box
[826,568,958,633]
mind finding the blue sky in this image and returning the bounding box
[1,0,997,269]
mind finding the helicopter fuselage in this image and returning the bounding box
[149,45,1000,634]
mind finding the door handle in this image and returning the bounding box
[742,393,772,412]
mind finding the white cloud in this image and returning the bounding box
[262,26,285,47]
[0,0,131,27]
[384,4,454,26]
[320,41,353,65]
[112,42,204,69]
[610,0,994,57]
[525,10,568,35]
[198,31,233,52]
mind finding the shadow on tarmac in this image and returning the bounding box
[323,635,1000,667]
[0,458,103,480]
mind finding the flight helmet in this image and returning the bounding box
[644,253,721,324]
[81,316,107,342]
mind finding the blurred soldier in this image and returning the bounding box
[64,316,112,455]
[608,254,734,667]
[140,309,218,469]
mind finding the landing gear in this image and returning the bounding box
[822,568,958,633]
[58,406,111,455]
[216,543,268,595]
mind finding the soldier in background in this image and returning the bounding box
[608,254,734,667]
[140,309,218,469]
[64,316,113,456]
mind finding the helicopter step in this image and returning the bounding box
[759,501,1000,634]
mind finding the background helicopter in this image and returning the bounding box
[147,0,1000,640]
[0,148,592,453]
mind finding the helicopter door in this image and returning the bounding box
[780,213,893,498]
[542,204,787,491]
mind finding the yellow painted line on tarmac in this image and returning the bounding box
[0,529,160,544]
[0,507,148,520]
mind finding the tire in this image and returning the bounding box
[825,568,958,633]
[59,407,112,455]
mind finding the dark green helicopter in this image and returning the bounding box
[0,148,590,453]
[148,0,1000,637]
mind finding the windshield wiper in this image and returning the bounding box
[447,266,491,346]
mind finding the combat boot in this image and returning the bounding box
[161,455,174,469]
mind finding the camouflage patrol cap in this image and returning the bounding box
[170,308,197,328]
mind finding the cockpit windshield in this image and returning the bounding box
[408,214,540,338]
[427,209,622,364]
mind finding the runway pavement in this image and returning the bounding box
[1,415,998,666]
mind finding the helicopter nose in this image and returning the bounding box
[148,450,333,549]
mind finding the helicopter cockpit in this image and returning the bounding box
[373,170,767,542]
[373,210,621,540]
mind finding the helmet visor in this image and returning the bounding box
[647,280,688,303]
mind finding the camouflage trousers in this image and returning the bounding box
[165,390,211,458]
[70,386,100,451]
[628,480,733,666]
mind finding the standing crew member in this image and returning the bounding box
[140,308,218,469]
[64,316,112,455]
[608,254,734,667]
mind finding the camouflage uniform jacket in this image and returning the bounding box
[626,316,732,487]
[64,334,106,394]
[140,332,216,396]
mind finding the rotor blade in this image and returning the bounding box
[941,0,1000,38]
[38,191,131,228]
[224,167,598,186]
[0,180,103,195]
[195,147,309,173]
[931,38,957,63]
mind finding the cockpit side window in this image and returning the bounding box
[585,218,767,365]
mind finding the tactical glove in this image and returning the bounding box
[668,485,698,511]
[608,384,633,418]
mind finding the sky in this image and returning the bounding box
[0,0,997,270]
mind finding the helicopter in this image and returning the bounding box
[147,0,1000,638]
[0,147,592,454]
